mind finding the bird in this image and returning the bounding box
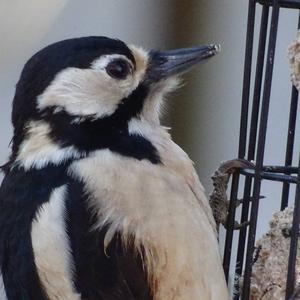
[0,36,229,300]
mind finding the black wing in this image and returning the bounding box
[0,164,69,300]
[0,163,152,300]
[66,177,152,300]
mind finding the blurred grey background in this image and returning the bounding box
[0,0,251,189]
[1,0,300,286]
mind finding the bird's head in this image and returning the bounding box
[10,36,219,168]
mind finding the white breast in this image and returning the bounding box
[69,149,229,300]
[31,186,81,300]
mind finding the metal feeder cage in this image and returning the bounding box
[221,0,300,299]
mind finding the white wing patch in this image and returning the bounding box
[0,273,7,300]
[31,185,81,300]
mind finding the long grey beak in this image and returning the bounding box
[146,44,220,82]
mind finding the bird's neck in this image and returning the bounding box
[12,116,167,171]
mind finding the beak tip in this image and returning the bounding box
[211,44,221,54]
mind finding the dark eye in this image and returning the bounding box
[106,59,131,80]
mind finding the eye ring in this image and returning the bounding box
[106,59,132,80]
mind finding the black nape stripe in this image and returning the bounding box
[0,163,70,300]
[43,84,161,164]
[66,179,153,300]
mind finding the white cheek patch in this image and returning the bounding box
[37,67,123,119]
[31,185,81,300]
[37,51,149,120]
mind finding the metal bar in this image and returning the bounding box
[281,12,300,210]
[233,177,253,298]
[234,6,270,297]
[258,0,300,9]
[281,88,299,209]
[285,155,300,299]
[263,165,299,173]
[240,168,298,183]
[239,0,257,159]
[222,0,257,283]
[242,1,280,298]
[247,4,270,164]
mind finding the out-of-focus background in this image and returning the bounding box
[1,0,300,282]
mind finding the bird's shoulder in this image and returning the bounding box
[0,163,69,209]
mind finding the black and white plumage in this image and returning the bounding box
[0,37,229,300]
